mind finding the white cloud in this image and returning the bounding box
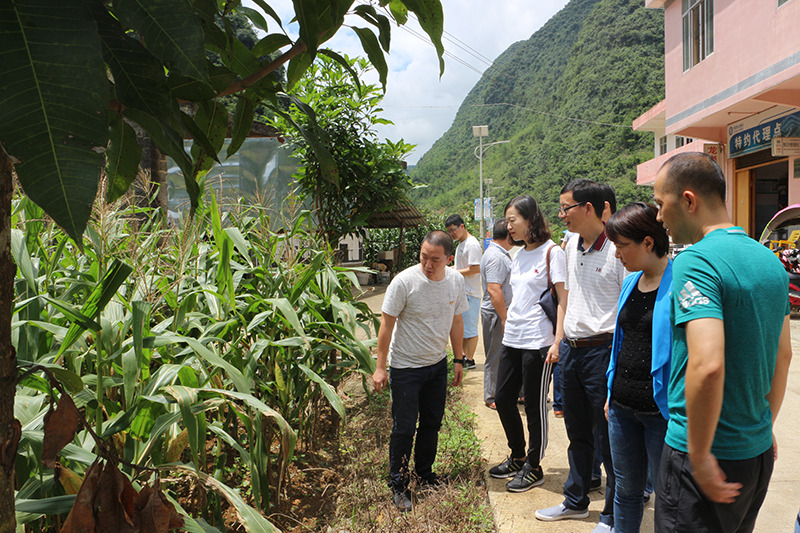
[246,1,570,163]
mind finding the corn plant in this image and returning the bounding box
[11,191,378,532]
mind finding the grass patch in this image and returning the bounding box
[328,361,494,532]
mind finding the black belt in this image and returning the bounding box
[565,332,613,348]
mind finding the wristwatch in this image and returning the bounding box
[453,358,466,365]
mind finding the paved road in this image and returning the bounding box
[357,284,800,532]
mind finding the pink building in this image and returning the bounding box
[634,0,800,237]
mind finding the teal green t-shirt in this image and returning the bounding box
[666,227,789,460]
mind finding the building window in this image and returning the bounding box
[683,0,714,71]
[660,136,668,155]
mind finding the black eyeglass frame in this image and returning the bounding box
[558,201,587,216]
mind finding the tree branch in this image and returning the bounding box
[218,40,308,97]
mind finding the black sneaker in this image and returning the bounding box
[589,476,602,492]
[463,358,477,369]
[393,490,412,512]
[506,462,544,492]
[489,457,525,479]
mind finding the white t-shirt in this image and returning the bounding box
[563,232,625,338]
[502,241,566,350]
[455,235,483,297]
[382,264,470,369]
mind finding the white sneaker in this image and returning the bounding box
[590,523,614,533]
[535,503,590,521]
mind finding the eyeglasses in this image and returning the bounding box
[558,201,587,216]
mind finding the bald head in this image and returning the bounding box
[659,152,726,205]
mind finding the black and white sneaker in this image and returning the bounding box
[489,457,525,479]
[392,490,412,512]
[506,462,544,493]
[463,358,477,369]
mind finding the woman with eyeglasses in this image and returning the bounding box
[488,195,567,492]
[604,202,672,533]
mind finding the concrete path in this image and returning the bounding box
[356,283,800,532]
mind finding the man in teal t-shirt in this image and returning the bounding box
[653,152,793,533]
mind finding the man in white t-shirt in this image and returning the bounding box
[372,230,470,512]
[535,179,625,533]
[446,214,483,369]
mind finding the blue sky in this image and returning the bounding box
[245,1,571,164]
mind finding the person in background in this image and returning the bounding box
[480,218,514,409]
[653,152,792,532]
[372,231,470,512]
[489,195,567,492]
[536,179,625,533]
[445,214,483,369]
[604,202,672,533]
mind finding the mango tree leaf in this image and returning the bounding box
[291,0,318,55]
[89,0,173,118]
[115,0,210,84]
[318,49,361,90]
[400,0,444,75]
[0,0,107,242]
[353,5,391,51]
[251,34,292,58]
[388,0,408,25]
[351,27,388,89]
[227,97,255,159]
[286,49,315,91]
[189,100,228,174]
[297,364,346,423]
[236,6,268,32]
[250,0,283,29]
[106,114,143,204]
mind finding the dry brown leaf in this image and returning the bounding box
[60,460,102,533]
[42,392,81,468]
[94,461,137,533]
[55,463,84,495]
[164,428,188,463]
[136,484,185,533]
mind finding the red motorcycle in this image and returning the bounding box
[760,204,800,312]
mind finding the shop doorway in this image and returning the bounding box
[753,162,789,238]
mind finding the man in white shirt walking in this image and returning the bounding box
[446,214,483,369]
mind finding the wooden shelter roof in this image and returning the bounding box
[367,200,426,229]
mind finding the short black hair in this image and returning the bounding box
[492,218,509,240]
[504,195,551,246]
[423,230,454,257]
[600,182,617,214]
[661,152,726,204]
[561,178,605,219]
[445,214,464,228]
[606,202,669,258]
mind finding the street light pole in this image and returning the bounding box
[472,125,509,239]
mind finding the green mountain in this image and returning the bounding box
[410,0,664,231]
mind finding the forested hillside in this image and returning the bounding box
[410,0,664,229]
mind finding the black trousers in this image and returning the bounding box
[495,345,553,466]
[655,444,774,533]
[388,358,448,492]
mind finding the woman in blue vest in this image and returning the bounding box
[604,202,672,533]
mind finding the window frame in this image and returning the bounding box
[682,0,714,72]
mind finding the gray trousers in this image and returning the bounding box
[480,308,504,403]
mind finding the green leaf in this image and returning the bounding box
[289,250,325,304]
[89,0,174,119]
[187,100,227,173]
[352,27,388,89]
[354,5,391,52]
[298,363,346,423]
[251,34,293,58]
[286,49,315,91]
[163,465,281,533]
[106,114,143,203]
[165,385,201,471]
[236,6,268,32]
[388,0,408,25]
[15,495,76,519]
[250,0,283,29]
[0,0,107,242]
[10,229,36,292]
[291,0,318,54]
[227,97,255,158]
[400,0,444,75]
[317,49,361,90]
[168,63,237,101]
[56,260,133,357]
[273,106,338,186]
[115,0,210,84]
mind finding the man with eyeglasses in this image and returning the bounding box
[535,179,625,533]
